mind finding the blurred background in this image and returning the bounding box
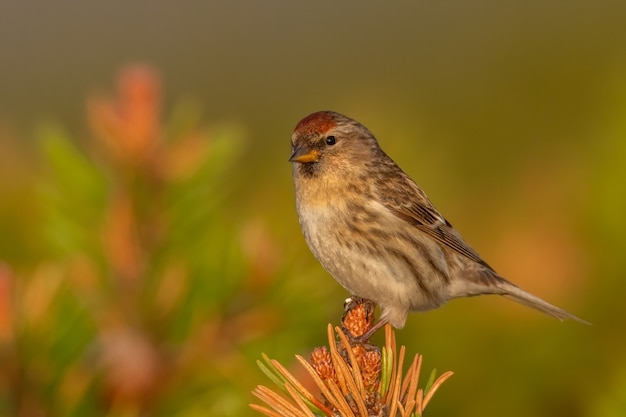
[1,1,625,416]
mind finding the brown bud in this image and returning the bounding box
[310,346,336,383]
[361,349,382,391]
[342,297,376,338]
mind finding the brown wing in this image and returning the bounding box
[377,163,493,270]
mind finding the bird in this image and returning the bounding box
[289,110,587,338]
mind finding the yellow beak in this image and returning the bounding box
[289,146,320,163]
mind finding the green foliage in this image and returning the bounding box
[0,68,321,417]
[39,124,108,259]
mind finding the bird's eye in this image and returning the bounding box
[325,136,336,145]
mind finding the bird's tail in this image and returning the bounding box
[495,278,590,325]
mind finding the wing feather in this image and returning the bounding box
[376,164,493,269]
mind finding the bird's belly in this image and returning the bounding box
[299,205,448,315]
[322,245,446,313]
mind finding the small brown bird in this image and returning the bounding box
[290,111,587,337]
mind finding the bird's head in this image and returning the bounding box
[289,111,380,178]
